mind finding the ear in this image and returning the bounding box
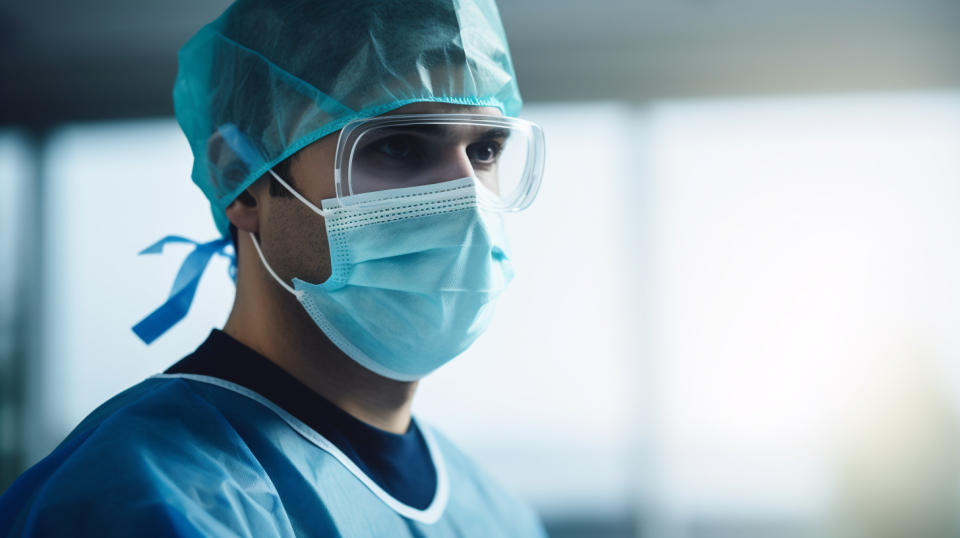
[224,186,262,235]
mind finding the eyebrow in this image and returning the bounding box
[480,127,512,140]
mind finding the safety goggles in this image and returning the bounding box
[333,114,545,212]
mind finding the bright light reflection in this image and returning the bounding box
[647,92,960,533]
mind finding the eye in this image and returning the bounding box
[376,135,414,159]
[467,140,503,165]
[360,134,430,171]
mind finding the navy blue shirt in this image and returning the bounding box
[165,330,437,509]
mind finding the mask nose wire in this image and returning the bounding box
[249,232,301,297]
[267,168,331,218]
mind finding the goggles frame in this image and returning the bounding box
[333,113,545,211]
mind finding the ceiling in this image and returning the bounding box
[2,0,959,126]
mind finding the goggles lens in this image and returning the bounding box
[335,114,544,211]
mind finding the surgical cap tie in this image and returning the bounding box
[132,236,235,344]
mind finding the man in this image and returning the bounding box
[0,0,547,536]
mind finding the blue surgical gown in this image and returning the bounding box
[0,373,547,536]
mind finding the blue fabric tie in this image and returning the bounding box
[132,236,235,345]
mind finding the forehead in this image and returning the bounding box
[382,102,503,117]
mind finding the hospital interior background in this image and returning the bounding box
[2,1,960,536]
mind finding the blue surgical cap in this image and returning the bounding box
[173,0,523,238]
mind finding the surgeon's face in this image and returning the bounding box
[255,102,503,288]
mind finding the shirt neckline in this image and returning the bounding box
[161,330,447,522]
[152,372,450,524]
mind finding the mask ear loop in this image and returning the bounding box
[267,168,331,218]
[249,232,303,298]
[250,168,330,297]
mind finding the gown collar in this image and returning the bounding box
[164,330,440,514]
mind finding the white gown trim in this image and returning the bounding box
[151,373,450,524]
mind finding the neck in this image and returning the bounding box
[223,239,417,434]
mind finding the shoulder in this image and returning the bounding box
[0,376,294,538]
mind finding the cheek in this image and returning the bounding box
[263,202,333,283]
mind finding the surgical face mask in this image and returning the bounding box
[250,172,514,381]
